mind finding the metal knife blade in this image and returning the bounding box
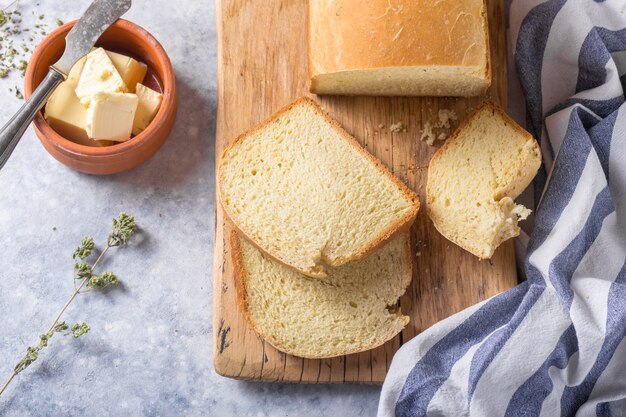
[54,0,132,75]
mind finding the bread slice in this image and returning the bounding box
[218,98,419,278]
[232,231,412,359]
[426,102,541,259]
[308,0,491,96]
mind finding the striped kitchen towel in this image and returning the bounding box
[378,0,626,416]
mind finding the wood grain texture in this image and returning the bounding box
[213,0,515,384]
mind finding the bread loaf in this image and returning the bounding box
[218,98,419,278]
[308,0,491,96]
[232,231,412,359]
[427,102,541,259]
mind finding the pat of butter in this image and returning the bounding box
[45,56,88,142]
[45,57,112,147]
[107,50,147,93]
[75,48,127,103]
[66,55,88,83]
[132,83,162,135]
[85,92,138,142]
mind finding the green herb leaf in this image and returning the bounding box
[17,58,26,70]
[69,323,90,338]
[87,272,119,289]
[14,347,38,374]
[53,322,69,332]
[74,262,92,279]
[108,213,136,247]
[73,236,95,260]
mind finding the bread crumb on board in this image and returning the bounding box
[419,121,437,145]
[420,108,459,146]
[437,109,458,129]
[390,122,407,133]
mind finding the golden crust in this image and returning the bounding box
[307,0,492,96]
[218,97,420,278]
[230,230,412,359]
[426,100,541,260]
[480,0,492,89]
[230,230,254,335]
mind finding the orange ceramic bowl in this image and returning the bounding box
[24,19,177,175]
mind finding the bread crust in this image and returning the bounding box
[308,0,492,96]
[426,100,541,259]
[480,0,492,91]
[218,97,420,278]
[230,230,412,359]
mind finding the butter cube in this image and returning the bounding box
[45,57,111,147]
[45,86,93,144]
[45,57,88,142]
[66,55,87,83]
[75,48,127,103]
[46,48,150,147]
[132,83,163,135]
[106,50,147,93]
[85,92,138,142]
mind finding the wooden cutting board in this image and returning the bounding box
[213,0,515,383]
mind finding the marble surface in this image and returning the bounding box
[0,1,381,416]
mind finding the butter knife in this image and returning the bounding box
[0,0,132,170]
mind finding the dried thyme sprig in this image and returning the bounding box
[0,213,136,398]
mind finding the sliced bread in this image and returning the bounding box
[232,231,412,359]
[218,98,420,278]
[426,102,541,259]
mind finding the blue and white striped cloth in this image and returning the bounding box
[378,1,626,415]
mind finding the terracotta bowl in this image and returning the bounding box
[24,19,177,175]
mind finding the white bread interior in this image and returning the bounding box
[232,231,412,359]
[218,98,420,278]
[427,102,541,259]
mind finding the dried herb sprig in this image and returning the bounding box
[0,213,136,397]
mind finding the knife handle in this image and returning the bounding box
[0,67,65,170]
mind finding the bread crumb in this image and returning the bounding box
[466,107,475,114]
[512,204,532,220]
[420,109,459,145]
[390,122,407,133]
[437,109,458,129]
[378,123,385,129]
[419,121,436,145]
